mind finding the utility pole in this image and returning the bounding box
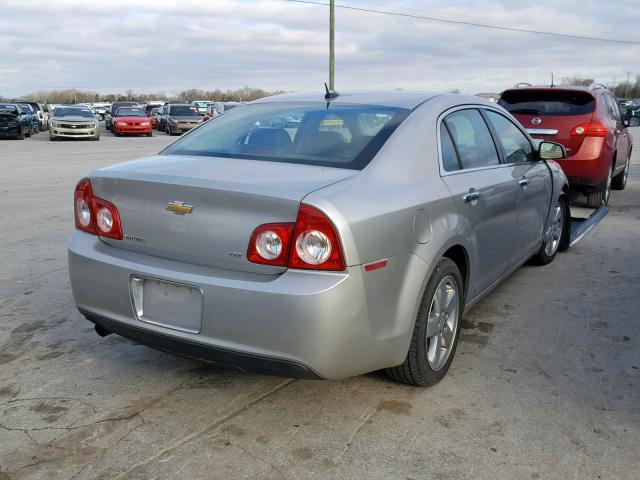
[625,71,631,99]
[329,0,335,91]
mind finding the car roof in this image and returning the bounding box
[253,90,442,109]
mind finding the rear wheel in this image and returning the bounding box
[586,164,612,208]
[533,197,568,264]
[386,258,463,386]
[612,157,630,190]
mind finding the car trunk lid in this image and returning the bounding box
[89,155,355,274]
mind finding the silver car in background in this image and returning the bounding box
[50,106,100,141]
[69,91,580,385]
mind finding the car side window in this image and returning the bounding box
[440,125,461,171]
[443,109,500,169]
[485,110,536,164]
[604,95,622,122]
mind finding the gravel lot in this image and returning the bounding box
[1,125,639,480]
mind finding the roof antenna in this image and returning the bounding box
[324,82,338,101]
[551,72,555,88]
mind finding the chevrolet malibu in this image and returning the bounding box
[69,91,580,386]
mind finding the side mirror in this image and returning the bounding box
[539,141,566,160]
[623,118,630,127]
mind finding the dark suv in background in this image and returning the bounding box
[499,84,632,207]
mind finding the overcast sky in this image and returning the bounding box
[1,0,638,97]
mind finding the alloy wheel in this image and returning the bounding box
[425,275,459,371]
[544,203,564,257]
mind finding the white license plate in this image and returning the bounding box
[130,276,203,334]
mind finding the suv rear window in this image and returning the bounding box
[499,90,595,116]
[163,103,410,170]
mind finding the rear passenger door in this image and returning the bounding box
[439,108,521,297]
[484,109,552,259]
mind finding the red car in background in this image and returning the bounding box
[149,108,158,129]
[499,85,632,207]
[111,107,153,137]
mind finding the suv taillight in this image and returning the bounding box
[247,205,346,271]
[74,178,123,240]
[570,121,608,137]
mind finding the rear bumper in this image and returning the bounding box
[81,309,319,379]
[68,231,415,379]
[556,137,610,191]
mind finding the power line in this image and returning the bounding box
[283,0,640,45]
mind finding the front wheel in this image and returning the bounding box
[386,258,463,386]
[532,198,568,265]
[16,129,25,140]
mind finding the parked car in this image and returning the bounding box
[105,102,140,131]
[50,106,100,141]
[499,84,632,207]
[111,107,152,137]
[15,100,48,131]
[0,103,30,139]
[164,104,203,135]
[155,105,166,131]
[148,108,159,129]
[67,91,602,386]
[192,100,213,115]
[16,103,39,136]
[623,103,640,127]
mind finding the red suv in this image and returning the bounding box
[499,85,632,207]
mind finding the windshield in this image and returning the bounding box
[499,90,596,116]
[163,102,410,170]
[0,104,18,113]
[170,106,200,116]
[54,107,94,118]
[115,108,147,117]
[18,105,33,113]
[193,102,209,107]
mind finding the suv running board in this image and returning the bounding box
[569,204,608,247]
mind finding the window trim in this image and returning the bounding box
[436,104,505,177]
[481,108,539,167]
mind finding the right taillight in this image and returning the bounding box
[570,121,607,137]
[247,204,346,271]
[73,178,123,240]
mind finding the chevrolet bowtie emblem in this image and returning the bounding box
[165,201,194,215]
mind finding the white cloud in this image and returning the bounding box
[0,0,637,97]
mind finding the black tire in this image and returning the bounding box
[25,128,31,138]
[630,117,639,127]
[147,132,152,137]
[612,157,630,190]
[532,197,568,264]
[585,164,612,208]
[16,129,25,140]
[386,257,463,386]
[166,124,172,135]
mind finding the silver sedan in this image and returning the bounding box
[68,91,596,385]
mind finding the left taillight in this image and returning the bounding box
[74,178,123,240]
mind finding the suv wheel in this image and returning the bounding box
[586,164,612,208]
[612,157,630,191]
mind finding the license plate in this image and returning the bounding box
[130,276,203,333]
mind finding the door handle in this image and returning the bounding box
[518,178,529,187]
[463,191,480,204]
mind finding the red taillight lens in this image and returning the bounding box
[571,121,607,137]
[74,178,96,234]
[247,223,294,266]
[247,205,346,271]
[91,197,123,239]
[289,205,345,271]
[73,178,123,239]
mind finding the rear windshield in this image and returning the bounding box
[0,104,18,113]
[499,90,595,116]
[163,102,409,170]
